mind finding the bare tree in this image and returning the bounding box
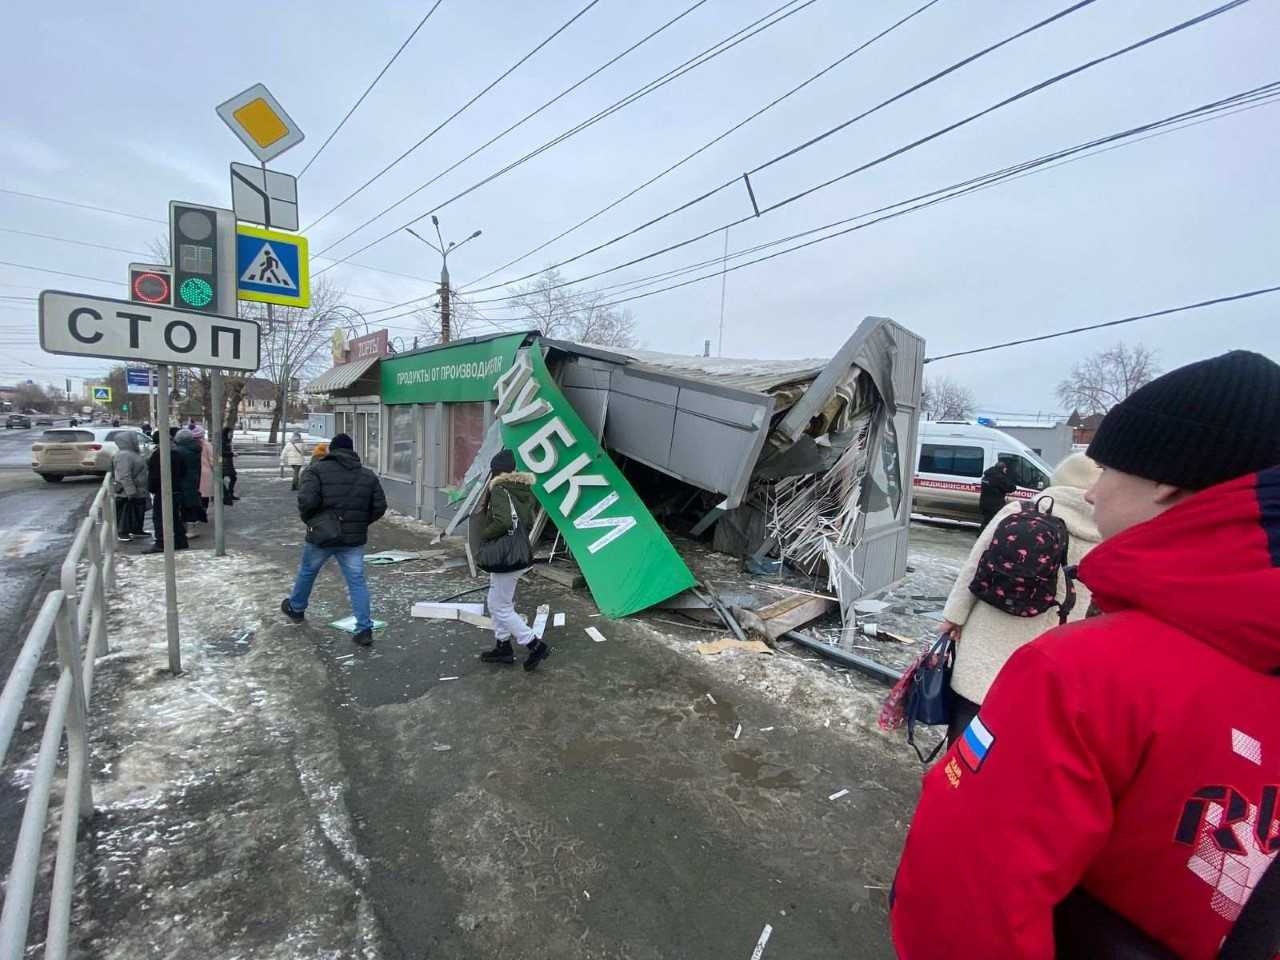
[922,376,976,421]
[251,278,346,442]
[508,268,636,347]
[1056,343,1159,416]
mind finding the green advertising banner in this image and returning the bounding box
[381,333,527,405]
[497,348,696,618]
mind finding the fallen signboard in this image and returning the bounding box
[39,290,261,372]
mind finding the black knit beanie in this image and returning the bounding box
[330,432,354,451]
[1087,350,1280,490]
[490,449,516,474]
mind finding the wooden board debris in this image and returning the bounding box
[532,561,586,589]
[695,637,773,657]
[735,593,836,642]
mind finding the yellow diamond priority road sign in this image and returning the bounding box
[216,83,305,164]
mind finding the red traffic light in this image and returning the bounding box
[131,270,171,305]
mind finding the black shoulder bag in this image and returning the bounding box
[477,487,533,573]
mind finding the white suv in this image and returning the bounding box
[32,427,152,483]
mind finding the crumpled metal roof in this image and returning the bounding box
[613,348,827,395]
[304,355,379,394]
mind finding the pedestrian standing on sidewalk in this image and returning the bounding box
[112,431,149,541]
[281,431,307,490]
[891,350,1280,960]
[191,424,215,515]
[221,427,238,504]
[173,428,206,527]
[145,429,188,552]
[938,452,1103,744]
[280,433,386,646]
[478,449,550,671]
[978,458,1018,528]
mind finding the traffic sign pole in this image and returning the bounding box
[156,364,181,675]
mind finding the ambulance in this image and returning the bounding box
[912,420,1053,523]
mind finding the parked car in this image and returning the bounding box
[5,413,31,429]
[912,420,1052,524]
[31,427,152,483]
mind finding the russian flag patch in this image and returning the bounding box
[957,716,995,773]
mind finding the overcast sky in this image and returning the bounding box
[2,0,1277,414]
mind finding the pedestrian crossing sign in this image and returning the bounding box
[235,224,310,308]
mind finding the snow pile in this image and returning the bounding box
[77,551,383,959]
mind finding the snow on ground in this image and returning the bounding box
[78,550,383,959]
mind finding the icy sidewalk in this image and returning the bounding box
[75,547,383,959]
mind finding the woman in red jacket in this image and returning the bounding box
[891,351,1280,959]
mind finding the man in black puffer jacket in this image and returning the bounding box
[280,433,387,645]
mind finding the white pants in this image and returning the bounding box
[488,570,534,646]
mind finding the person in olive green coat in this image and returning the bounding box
[477,449,549,671]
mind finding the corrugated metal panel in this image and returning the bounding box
[305,355,379,394]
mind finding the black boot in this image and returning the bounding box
[280,598,305,624]
[523,639,551,672]
[480,640,515,664]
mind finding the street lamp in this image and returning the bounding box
[405,215,482,343]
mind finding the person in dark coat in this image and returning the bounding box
[173,428,205,525]
[280,433,387,646]
[145,430,188,552]
[221,427,239,504]
[979,459,1018,527]
[477,449,549,671]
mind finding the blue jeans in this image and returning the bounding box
[288,542,372,632]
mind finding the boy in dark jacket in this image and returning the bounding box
[892,351,1280,959]
[478,449,549,671]
[280,433,387,646]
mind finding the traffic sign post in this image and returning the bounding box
[216,83,305,164]
[230,163,298,231]
[236,224,309,307]
[92,386,111,402]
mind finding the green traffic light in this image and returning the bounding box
[180,278,213,307]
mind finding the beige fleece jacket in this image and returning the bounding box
[944,486,1101,704]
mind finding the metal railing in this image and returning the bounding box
[0,473,116,959]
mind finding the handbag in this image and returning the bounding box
[477,488,533,573]
[304,470,345,547]
[878,633,954,763]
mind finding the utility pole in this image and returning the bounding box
[405,216,481,345]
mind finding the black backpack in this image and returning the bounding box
[969,495,1076,624]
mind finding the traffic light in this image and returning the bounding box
[170,202,235,314]
[129,264,172,305]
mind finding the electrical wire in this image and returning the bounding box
[924,286,1280,363]
[308,0,713,254]
[305,0,606,231]
[0,227,148,257]
[359,80,1278,325]
[312,0,821,267]
[297,0,447,178]
[461,0,946,291]
[0,188,166,225]
[450,0,1255,308]
[0,260,123,286]
[458,0,1102,297]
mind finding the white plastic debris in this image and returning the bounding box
[532,604,550,638]
[438,676,460,681]
[411,602,485,621]
[705,693,716,705]
[828,788,849,801]
[759,726,774,732]
[585,626,607,643]
[750,923,773,960]
[733,723,742,740]
[552,612,566,628]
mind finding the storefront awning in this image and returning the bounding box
[305,355,380,395]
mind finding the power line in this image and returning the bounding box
[0,227,148,257]
[455,0,1254,308]
[306,0,606,231]
[0,188,166,225]
[461,0,945,292]
[924,286,1280,363]
[459,0,1101,297]
[0,260,123,286]
[474,83,1280,308]
[313,0,821,268]
[361,80,1277,326]
[297,0,447,178]
[309,0,714,255]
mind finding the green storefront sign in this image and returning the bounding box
[382,333,527,404]
[496,347,696,618]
